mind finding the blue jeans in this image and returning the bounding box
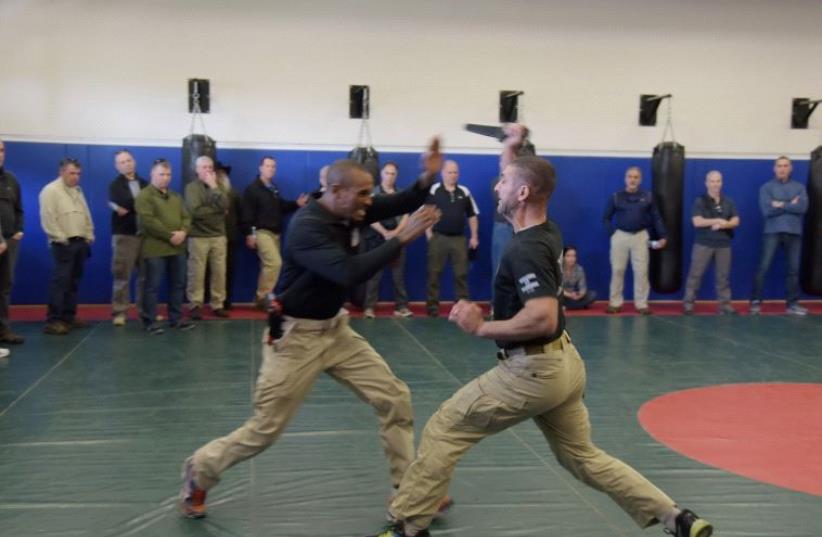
[751,232,801,305]
[491,221,514,299]
[47,239,90,323]
[141,254,187,326]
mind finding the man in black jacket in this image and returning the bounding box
[108,150,148,326]
[0,139,25,344]
[241,156,308,309]
[178,140,442,519]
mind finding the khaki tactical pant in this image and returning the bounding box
[255,230,282,301]
[609,229,650,309]
[391,332,675,532]
[186,236,227,310]
[111,234,143,316]
[192,310,415,489]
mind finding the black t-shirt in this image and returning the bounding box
[426,183,478,235]
[492,220,565,349]
[692,195,737,248]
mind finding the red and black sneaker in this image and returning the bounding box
[178,457,207,519]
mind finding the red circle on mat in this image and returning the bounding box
[638,383,822,496]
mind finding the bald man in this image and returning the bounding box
[424,160,479,317]
[179,140,443,519]
[683,171,739,314]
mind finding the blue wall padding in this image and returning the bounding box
[4,141,811,305]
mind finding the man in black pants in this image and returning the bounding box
[424,160,479,316]
[178,139,443,519]
[0,139,25,344]
[39,159,94,335]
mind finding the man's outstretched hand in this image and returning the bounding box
[417,137,443,189]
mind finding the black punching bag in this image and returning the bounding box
[182,134,217,186]
[801,145,822,295]
[348,146,380,180]
[649,142,685,293]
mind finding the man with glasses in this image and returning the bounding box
[39,158,94,335]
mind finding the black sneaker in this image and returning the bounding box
[366,522,430,537]
[171,320,196,331]
[146,323,165,335]
[667,509,713,537]
[190,306,203,321]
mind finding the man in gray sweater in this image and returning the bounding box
[750,156,808,315]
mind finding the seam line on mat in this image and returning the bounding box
[0,323,100,419]
[656,316,822,373]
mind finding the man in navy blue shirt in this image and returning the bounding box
[603,167,667,315]
[750,156,808,316]
[682,171,740,315]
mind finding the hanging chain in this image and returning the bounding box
[660,97,675,143]
[357,117,372,148]
[189,85,209,137]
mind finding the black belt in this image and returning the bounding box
[67,236,86,241]
[496,332,570,360]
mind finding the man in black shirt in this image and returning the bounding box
[683,171,739,315]
[424,160,479,316]
[108,150,148,326]
[369,125,713,537]
[179,140,443,519]
[0,139,24,345]
[241,156,308,309]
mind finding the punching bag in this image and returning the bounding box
[348,145,380,180]
[801,145,822,295]
[182,134,217,187]
[649,142,685,293]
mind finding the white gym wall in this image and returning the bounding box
[1,0,820,156]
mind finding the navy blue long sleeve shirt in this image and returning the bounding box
[274,179,429,319]
[758,178,808,235]
[602,189,667,239]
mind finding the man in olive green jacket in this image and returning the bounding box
[184,155,229,319]
[135,160,195,334]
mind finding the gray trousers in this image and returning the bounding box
[365,248,408,309]
[111,234,143,316]
[426,233,469,306]
[682,243,732,306]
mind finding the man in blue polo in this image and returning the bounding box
[603,167,667,315]
[750,156,808,316]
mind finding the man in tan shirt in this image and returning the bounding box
[39,158,94,335]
